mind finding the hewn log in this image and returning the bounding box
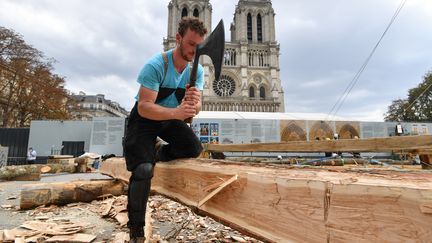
[207,135,432,153]
[0,164,76,181]
[20,180,126,209]
[100,158,432,243]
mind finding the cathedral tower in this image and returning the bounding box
[165,0,284,112]
[164,0,212,50]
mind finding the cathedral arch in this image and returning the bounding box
[247,13,253,42]
[250,73,269,87]
[224,48,237,66]
[249,84,257,98]
[309,121,334,140]
[193,8,199,18]
[259,86,266,99]
[339,124,360,139]
[181,7,188,18]
[257,13,263,43]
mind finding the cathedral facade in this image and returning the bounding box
[163,0,284,112]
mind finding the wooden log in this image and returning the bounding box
[207,135,432,153]
[100,158,432,243]
[20,180,126,209]
[0,164,76,181]
[47,155,74,165]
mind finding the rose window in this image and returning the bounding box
[213,75,236,97]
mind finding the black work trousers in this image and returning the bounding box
[123,103,202,228]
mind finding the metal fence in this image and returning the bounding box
[0,128,29,165]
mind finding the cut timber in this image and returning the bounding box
[101,158,432,243]
[207,135,432,153]
[47,155,74,165]
[20,180,126,209]
[0,164,75,181]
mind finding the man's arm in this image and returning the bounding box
[137,85,197,121]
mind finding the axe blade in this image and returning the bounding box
[185,20,225,124]
[190,19,225,86]
[197,19,225,81]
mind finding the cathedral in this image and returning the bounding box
[163,0,284,112]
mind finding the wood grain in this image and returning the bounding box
[101,158,432,242]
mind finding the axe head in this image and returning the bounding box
[190,20,225,86]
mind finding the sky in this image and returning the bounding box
[1,0,431,121]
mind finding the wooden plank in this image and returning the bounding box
[207,135,432,153]
[100,158,432,243]
[0,164,76,181]
[20,180,126,209]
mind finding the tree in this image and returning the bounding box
[385,71,432,122]
[0,26,72,127]
[384,98,410,122]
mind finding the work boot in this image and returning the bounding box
[129,226,145,243]
[129,236,145,243]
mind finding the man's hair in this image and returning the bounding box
[178,17,208,37]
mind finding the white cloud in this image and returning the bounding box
[1,0,431,121]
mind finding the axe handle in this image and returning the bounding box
[184,49,200,124]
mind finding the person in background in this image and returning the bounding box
[26,147,37,164]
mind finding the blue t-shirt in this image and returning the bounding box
[135,49,204,108]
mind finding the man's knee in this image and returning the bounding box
[132,163,154,180]
[190,141,203,158]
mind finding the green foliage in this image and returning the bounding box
[385,71,432,122]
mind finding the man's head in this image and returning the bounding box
[176,17,208,62]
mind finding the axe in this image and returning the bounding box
[185,19,225,123]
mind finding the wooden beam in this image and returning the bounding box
[207,135,432,153]
[20,180,126,209]
[0,164,76,181]
[100,158,432,243]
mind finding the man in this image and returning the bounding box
[26,147,37,164]
[123,17,207,242]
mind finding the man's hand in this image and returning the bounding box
[174,99,197,120]
[184,84,201,105]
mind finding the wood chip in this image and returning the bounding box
[113,232,129,243]
[231,235,247,242]
[35,216,50,220]
[7,195,17,200]
[115,212,128,226]
[45,233,96,243]
[101,199,114,217]
[2,228,35,241]
[21,221,90,235]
